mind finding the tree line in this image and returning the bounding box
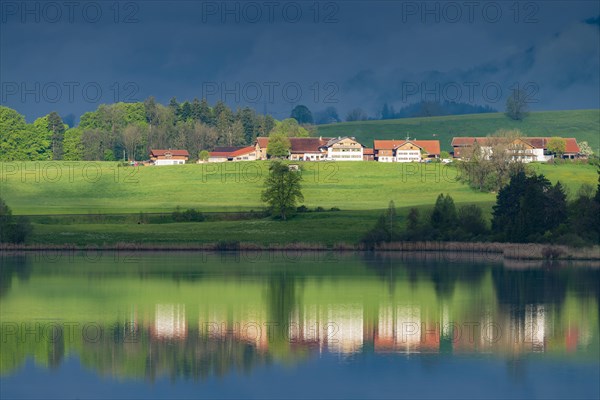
[363,169,600,248]
[0,99,285,162]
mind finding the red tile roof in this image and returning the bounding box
[209,146,255,158]
[374,140,441,155]
[523,137,580,153]
[150,149,190,157]
[363,148,374,155]
[256,137,269,148]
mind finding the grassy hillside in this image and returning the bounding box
[2,161,596,216]
[316,110,600,152]
[1,161,597,246]
[1,161,497,215]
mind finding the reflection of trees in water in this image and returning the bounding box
[77,326,272,382]
[363,252,488,299]
[492,268,569,310]
[0,255,32,298]
[492,266,600,335]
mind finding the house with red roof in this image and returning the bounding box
[150,149,190,165]
[208,146,257,162]
[451,136,581,162]
[373,139,441,162]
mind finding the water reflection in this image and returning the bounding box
[0,251,598,383]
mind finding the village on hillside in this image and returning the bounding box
[148,135,583,165]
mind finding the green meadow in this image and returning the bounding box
[317,110,600,152]
[1,160,597,245]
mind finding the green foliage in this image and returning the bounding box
[198,150,210,161]
[104,149,116,161]
[579,141,594,157]
[171,207,206,222]
[505,88,529,121]
[492,172,568,242]
[270,118,309,137]
[361,201,399,247]
[440,150,451,159]
[62,128,84,160]
[0,197,32,243]
[267,133,291,158]
[317,110,600,153]
[290,105,313,124]
[547,137,567,156]
[457,204,488,237]
[346,108,368,122]
[261,161,304,220]
[47,111,66,160]
[0,106,51,161]
[430,194,457,231]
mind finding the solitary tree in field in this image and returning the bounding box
[505,88,529,121]
[261,161,304,220]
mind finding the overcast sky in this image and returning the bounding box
[1,1,599,122]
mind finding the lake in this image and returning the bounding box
[1,251,598,399]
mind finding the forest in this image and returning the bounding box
[0,98,314,162]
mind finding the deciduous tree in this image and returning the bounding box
[261,161,304,220]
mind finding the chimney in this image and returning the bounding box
[319,136,322,140]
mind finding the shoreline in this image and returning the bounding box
[2,241,599,260]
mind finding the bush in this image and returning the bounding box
[172,207,206,222]
[0,198,32,244]
[10,217,32,243]
[296,205,309,213]
[315,206,325,212]
[330,207,341,211]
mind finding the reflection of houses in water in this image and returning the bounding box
[375,305,440,353]
[496,304,546,353]
[198,306,270,351]
[151,304,187,340]
[288,304,365,354]
[327,304,364,354]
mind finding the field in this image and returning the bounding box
[316,110,600,153]
[1,161,597,246]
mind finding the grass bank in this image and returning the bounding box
[317,110,600,152]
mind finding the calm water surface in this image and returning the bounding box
[1,251,598,399]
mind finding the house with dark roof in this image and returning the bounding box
[255,136,365,161]
[325,137,365,161]
[150,149,190,165]
[373,140,441,162]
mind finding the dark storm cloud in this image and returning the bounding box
[0,1,598,122]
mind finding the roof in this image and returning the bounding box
[451,137,580,153]
[209,146,255,158]
[450,137,477,147]
[373,140,441,155]
[522,137,580,153]
[256,137,269,148]
[363,148,374,155]
[150,149,190,157]
[325,136,364,147]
